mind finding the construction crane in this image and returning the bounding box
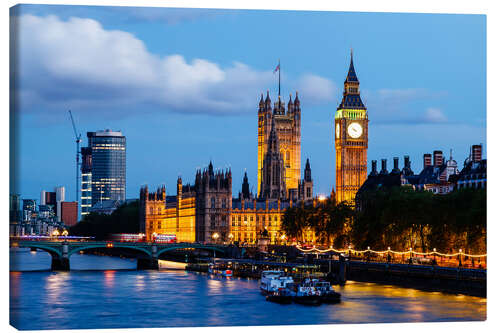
[68,110,82,217]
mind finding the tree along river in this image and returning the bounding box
[10,248,486,330]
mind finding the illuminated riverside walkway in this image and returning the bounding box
[11,240,228,270]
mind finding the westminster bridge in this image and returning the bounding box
[11,240,229,271]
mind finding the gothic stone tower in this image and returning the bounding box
[258,91,301,197]
[194,162,232,243]
[259,118,287,200]
[139,185,166,240]
[335,52,368,204]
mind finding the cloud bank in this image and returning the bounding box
[363,88,450,125]
[12,14,335,118]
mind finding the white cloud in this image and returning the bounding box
[296,74,337,104]
[12,14,335,117]
[423,107,447,123]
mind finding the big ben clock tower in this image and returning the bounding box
[335,51,368,204]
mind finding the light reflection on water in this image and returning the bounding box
[10,248,486,330]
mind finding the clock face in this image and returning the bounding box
[336,123,340,139]
[347,122,363,138]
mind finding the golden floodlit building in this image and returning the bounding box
[258,91,301,198]
[335,52,369,204]
[140,158,315,244]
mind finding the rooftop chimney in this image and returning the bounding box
[423,153,432,167]
[380,159,388,174]
[433,150,443,166]
[472,145,482,162]
[370,160,378,176]
[402,155,414,176]
[391,157,400,174]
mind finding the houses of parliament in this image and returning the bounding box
[140,53,368,244]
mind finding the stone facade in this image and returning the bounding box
[194,162,232,243]
[140,162,231,243]
[259,118,287,200]
[258,91,301,197]
[140,159,315,244]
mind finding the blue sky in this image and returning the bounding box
[10,4,486,201]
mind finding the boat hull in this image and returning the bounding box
[321,292,341,304]
[266,295,293,304]
[293,296,322,306]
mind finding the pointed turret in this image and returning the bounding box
[304,158,312,182]
[241,171,250,199]
[294,91,300,106]
[265,90,271,109]
[258,93,264,112]
[208,160,214,177]
[338,51,365,110]
[287,94,293,113]
[345,49,359,83]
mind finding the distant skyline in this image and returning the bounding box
[10,5,486,201]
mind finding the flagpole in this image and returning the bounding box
[278,59,281,97]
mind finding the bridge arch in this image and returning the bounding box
[19,244,62,258]
[68,244,152,258]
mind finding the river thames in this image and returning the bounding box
[10,248,486,330]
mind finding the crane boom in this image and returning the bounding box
[68,110,81,141]
[68,110,82,221]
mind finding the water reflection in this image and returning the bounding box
[10,249,486,330]
[104,270,115,288]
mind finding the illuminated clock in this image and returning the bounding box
[336,123,340,139]
[347,122,363,138]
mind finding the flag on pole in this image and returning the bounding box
[274,63,280,73]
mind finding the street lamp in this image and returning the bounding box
[279,233,287,245]
[212,233,219,244]
[228,233,234,244]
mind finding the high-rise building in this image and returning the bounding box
[335,51,369,204]
[55,186,65,222]
[81,130,126,215]
[10,194,22,223]
[61,202,78,227]
[80,147,92,216]
[258,91,301,198]
[22,199,37,221]
[41,190,56,207]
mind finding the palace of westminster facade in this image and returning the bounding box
[140,54,369,244]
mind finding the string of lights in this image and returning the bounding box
[294,245,487,258]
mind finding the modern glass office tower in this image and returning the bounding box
[81,130,126,216]
[80,147,92,216]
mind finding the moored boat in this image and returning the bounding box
[208,263,233,277]
[313,280,341,303]
[260,270,294,295]
[289,278,322,306]
[266,288,293,304]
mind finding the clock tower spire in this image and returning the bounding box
[334,51,368,204]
